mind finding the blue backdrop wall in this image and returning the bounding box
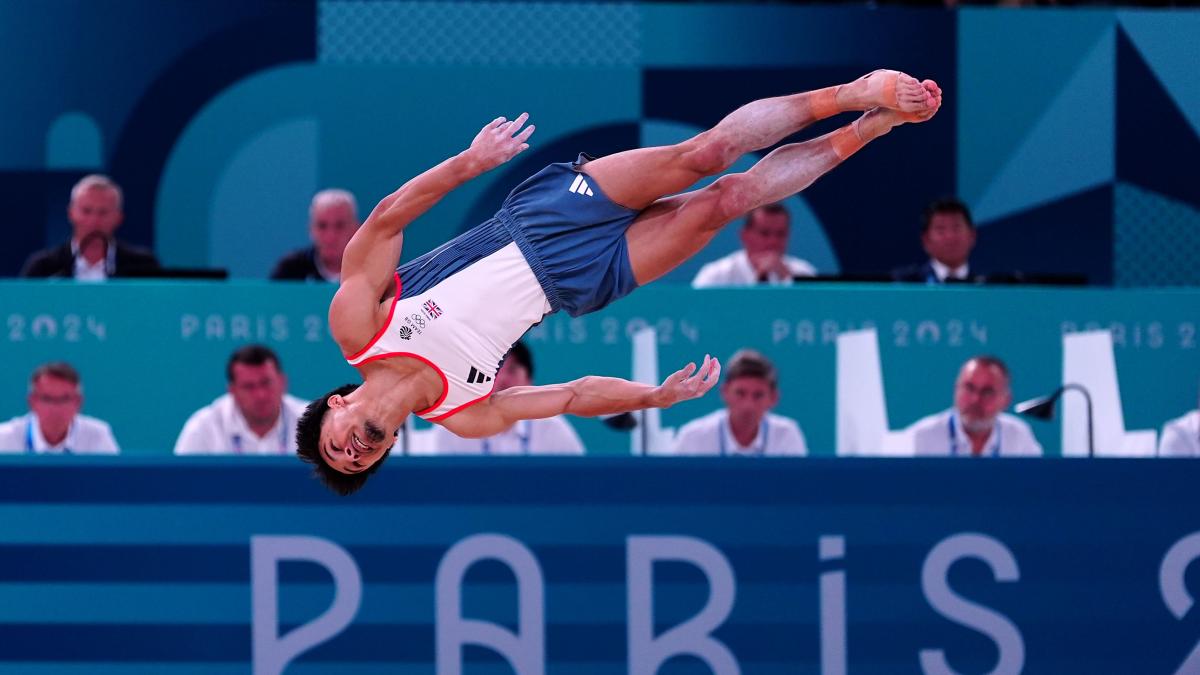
[2,2,1197,285]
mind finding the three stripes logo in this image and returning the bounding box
[567,174,594,197]
[466,367,493,385]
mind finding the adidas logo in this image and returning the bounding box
[567,174,594,197]
[466,366,493,384]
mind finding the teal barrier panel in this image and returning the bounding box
[1,281,1198,455]
[0,457,1196,674]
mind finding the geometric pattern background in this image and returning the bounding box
[0,0,315,277]
[1117,10,1200,140]
[959,9,1200,287]
[1114,182,1200,287]
[958,10,1115,226]
[320,1,641,66]
[1,2,1196,287]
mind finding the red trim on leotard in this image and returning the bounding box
[345,272,402,361]
[352,351,450,416]
[427,384,496,422]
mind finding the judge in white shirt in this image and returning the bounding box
[427,340,585,455]
[0,362,119,454]
[691,204,816,288]
[669,349,807,456]
[907,355,1042,457]
[175,345,308,455]
[1159,388,1199,457]
[892,198,978,284]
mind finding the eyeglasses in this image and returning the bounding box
[31,393,80,405]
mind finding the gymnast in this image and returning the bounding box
[295,70,942,494]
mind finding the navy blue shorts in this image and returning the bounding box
[398,154,641,318]
[498,154,640,317]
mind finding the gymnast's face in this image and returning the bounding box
[320,395,391,475]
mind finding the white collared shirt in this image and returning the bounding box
[71,239,115,282]
[315,257,341,283]
[665,409,808,456]
[173,393,309,455]
[0,413,119,454]
[929,259,969,283]
[1159,410,1200,457]
[424,416,585,455]
[692,250,816,288]
[908,408,1042,457]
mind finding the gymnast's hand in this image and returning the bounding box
[467,113,536,173]
[655,355,722,407]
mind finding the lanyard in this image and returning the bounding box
[231,409,290,455]
[26,419,71,455]
[482,420,531,455]
[948,413,1000,457]
[718,417,769,457]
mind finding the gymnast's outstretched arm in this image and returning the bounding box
[366,113,535,240]
[441,355,722,439]
[329,114,535,348]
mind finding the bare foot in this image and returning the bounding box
[837,69,937,116]
[852,95,940,143]
[895,79,942,122]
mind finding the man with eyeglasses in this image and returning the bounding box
[906,355,1042,457]
[0,362,119,454]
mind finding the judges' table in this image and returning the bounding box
[2,281,1199,457]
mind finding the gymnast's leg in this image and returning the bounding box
[623,94,941,284]
[581,70,939,211]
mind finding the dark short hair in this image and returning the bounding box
[922,198,975,233]
[226,344,282,382]
[30,362,81,389]
[964,355,1011,385]
[295,383,394,496]
[505,340,534,379]
[742,203,789,230]
[723,348,778,390]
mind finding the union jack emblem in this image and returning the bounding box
[423,299,443,319]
